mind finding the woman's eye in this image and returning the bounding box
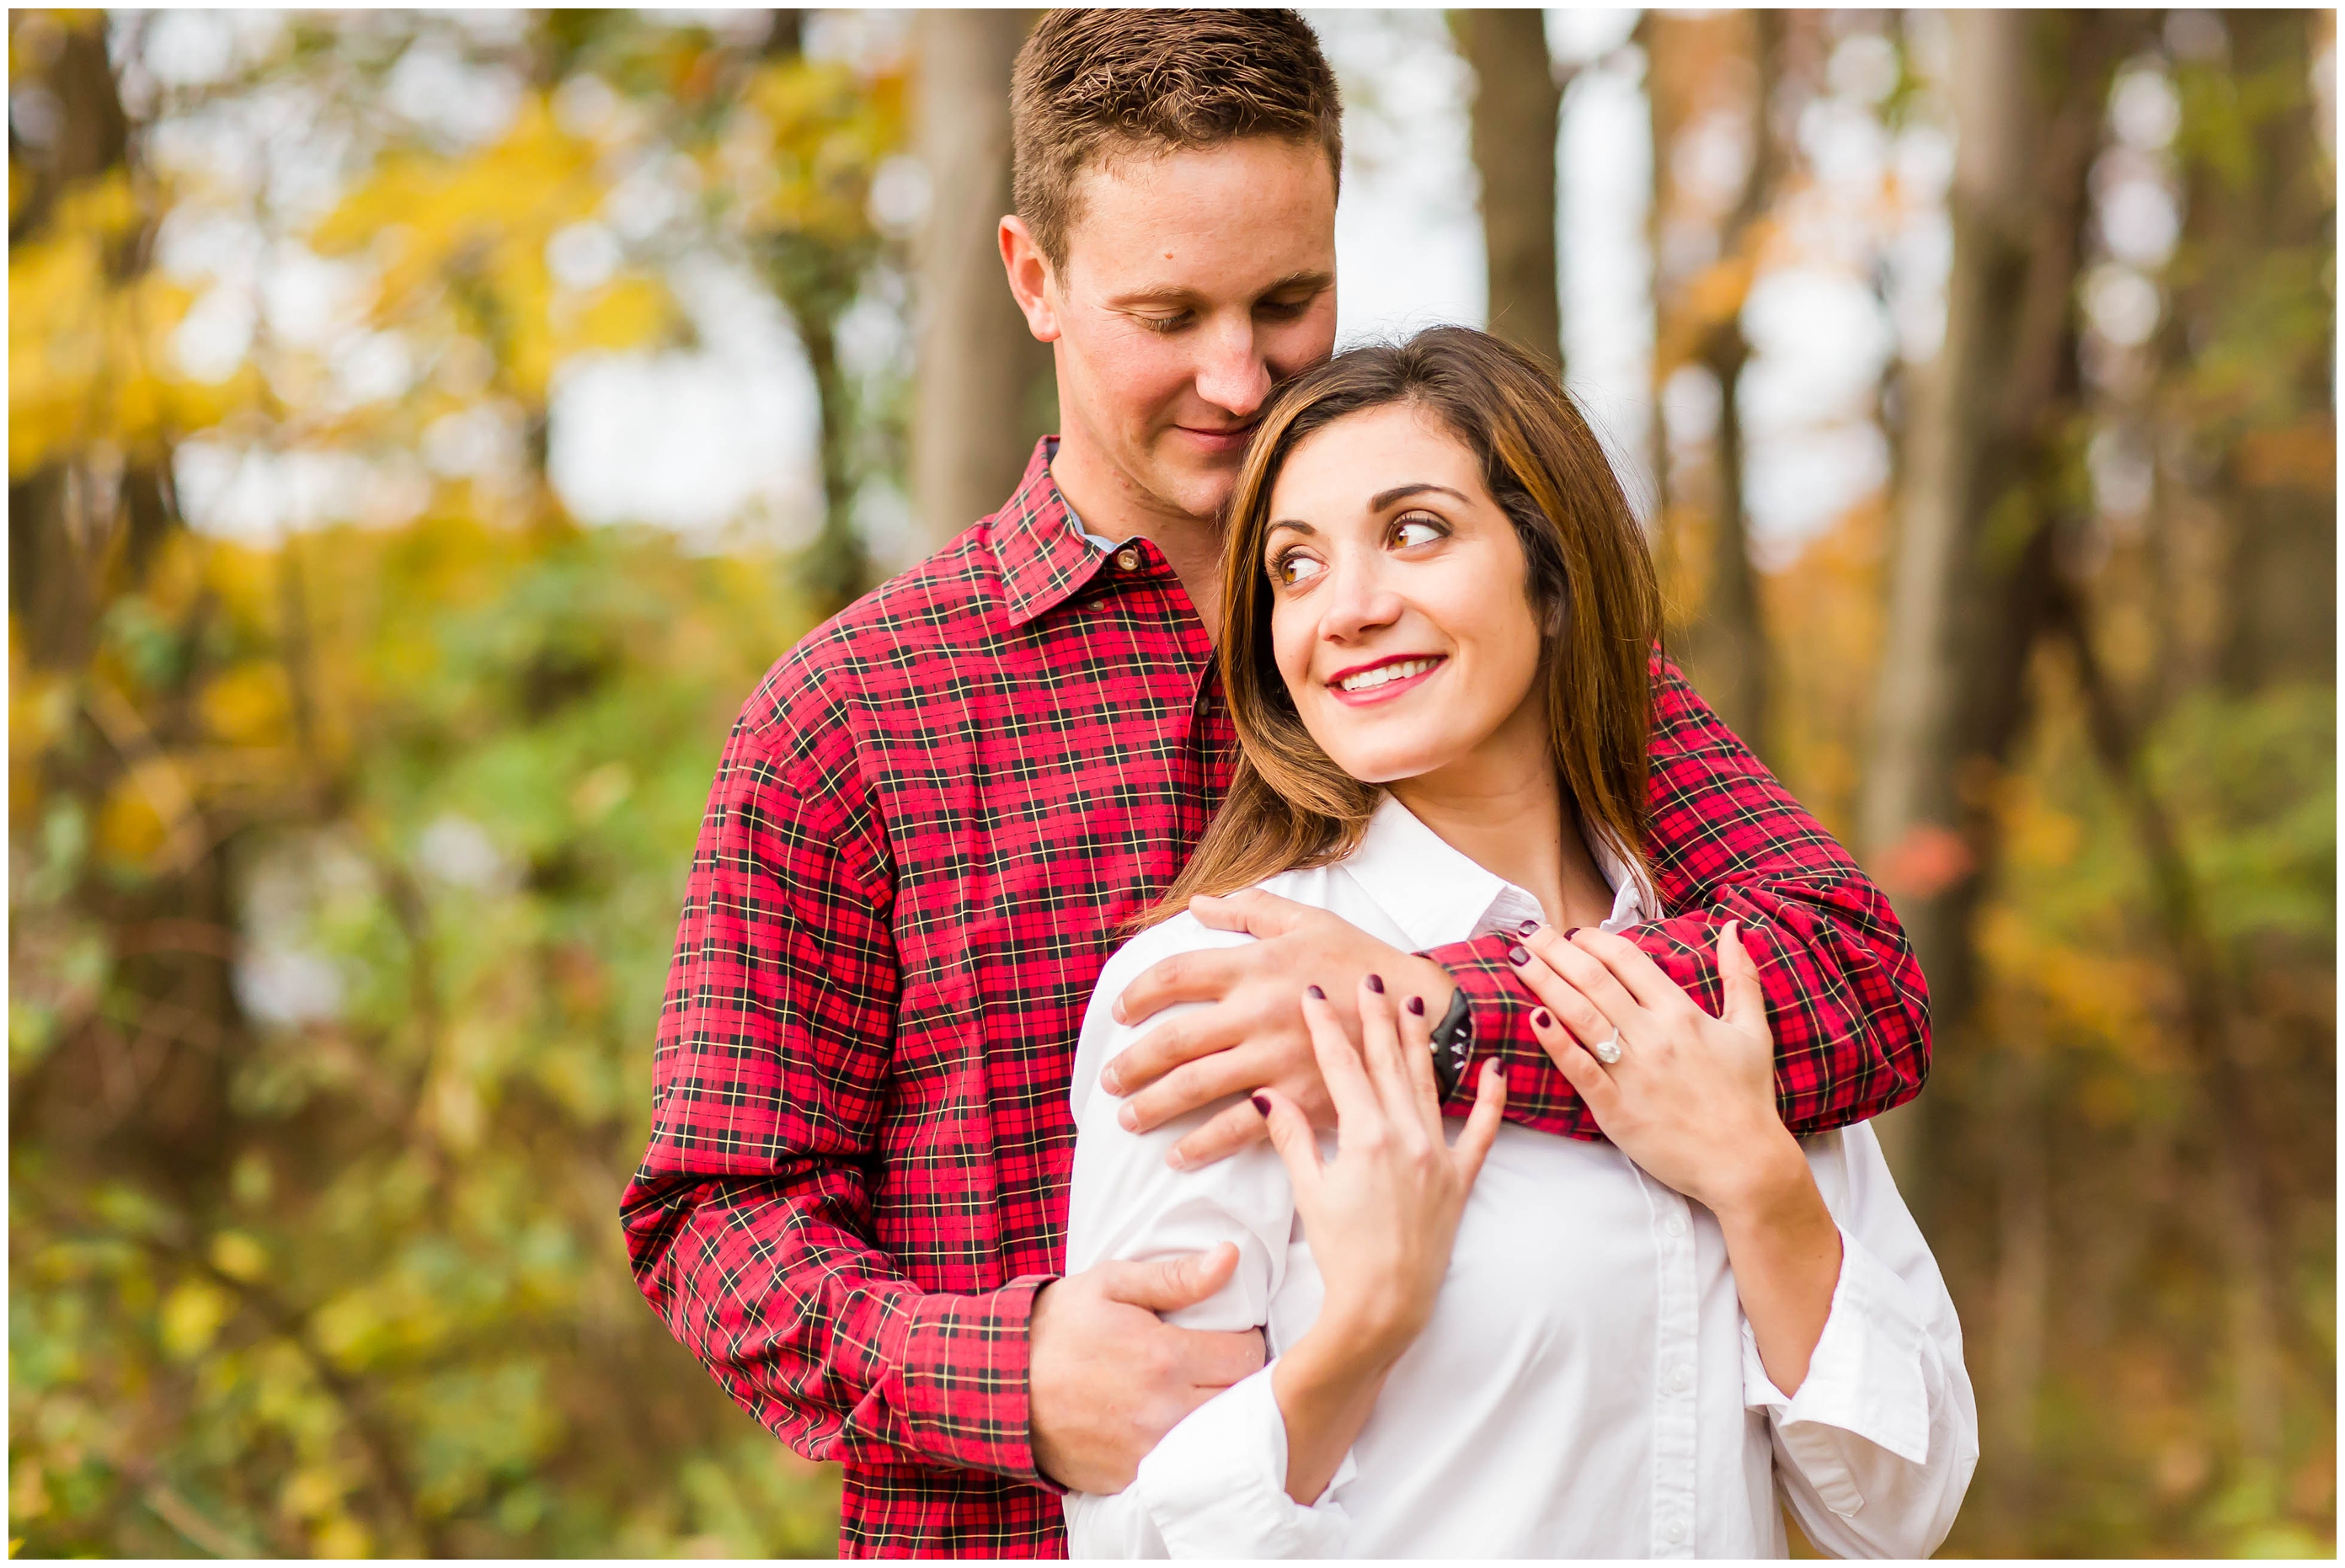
[1272,552,1326,587]
[1393,516,1444,548]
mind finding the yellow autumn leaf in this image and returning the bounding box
[159,1279,235,1360]
[94,780,168,866]
[208,1231,270,1284]
[199,662,292,747]
[569,275,670,352]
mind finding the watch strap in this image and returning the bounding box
[1428,985,1474,1102]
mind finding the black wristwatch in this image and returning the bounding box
[1428,986,1475,1101]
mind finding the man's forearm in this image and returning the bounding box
[621,1165,1051,1480]
[1430,892,1927,1137]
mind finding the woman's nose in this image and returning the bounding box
[1322,557,1402,641]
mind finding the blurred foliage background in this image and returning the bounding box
[7,8,2333,1560]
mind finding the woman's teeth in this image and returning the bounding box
[1335,657,1440,694]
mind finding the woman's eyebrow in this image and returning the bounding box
[1370,483,1471,510]
[1264,519,1317,541]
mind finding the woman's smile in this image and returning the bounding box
[1266,403,1547,790]
[1326,653,1448,705]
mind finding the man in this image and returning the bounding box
[622,11,1928,1558]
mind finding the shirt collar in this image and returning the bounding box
[987,438,1114,628]
[1338,793,1650,950]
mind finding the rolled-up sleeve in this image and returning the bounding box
[1748,1125,1979,1559]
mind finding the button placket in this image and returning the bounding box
[1642,1176,1701,1560]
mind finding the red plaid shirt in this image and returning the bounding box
[622,441,1928,1557]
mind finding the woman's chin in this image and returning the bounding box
[1322,749,1459,789]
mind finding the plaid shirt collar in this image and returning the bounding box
[989,439,1116,628]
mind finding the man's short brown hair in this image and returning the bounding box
[1011,8,1343,271]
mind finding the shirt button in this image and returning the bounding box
[1668,1365,1692,1392]
[1664,1213,1686,1238]
[1665,1520,1686,1544]
[1114,547,1140,570]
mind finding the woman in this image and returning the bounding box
[1061,328,1976,1558]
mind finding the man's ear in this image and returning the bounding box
[999,216,1062,344]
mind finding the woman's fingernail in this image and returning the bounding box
[1533,1008,1552,1028]
[1118,1102,1139,1130]
[1250,1093,1272,1117]
[1365,973,1385,994]
[1507,944,1532,965]
[1306,984,1326,1000]
[1519,918,1540,934]
[1562,927,1583,941]
[1406,995,1426,1016]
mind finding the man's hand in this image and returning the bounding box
[1103,889,1456,1169]
[1028,1244,1267,1494]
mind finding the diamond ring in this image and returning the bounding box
[1592,1034,1624,1066]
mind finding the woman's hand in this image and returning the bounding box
[1249,975,1505,1501]
[1513,920,1843,1392]
[1513,920,1800,1216]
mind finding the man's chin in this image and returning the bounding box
[1142,448,1243,526]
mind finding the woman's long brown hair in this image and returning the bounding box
[1143,326,1663,927]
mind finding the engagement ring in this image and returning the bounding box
[1593,1034,1624,1066]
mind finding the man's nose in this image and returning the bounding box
[1192,317,1273,419]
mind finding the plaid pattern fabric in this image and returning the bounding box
[621,440,1930,1559]
[1440,656,1931,1134]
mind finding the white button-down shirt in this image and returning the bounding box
[1062,795,1978,1558]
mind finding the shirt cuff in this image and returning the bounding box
[1133,1362,1352,1557]
[900,1272,1055,1485]
[1742,1228,1931,1510]
[1421,933,1533,1114]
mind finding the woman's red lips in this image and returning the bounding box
[1325,653,1447,706]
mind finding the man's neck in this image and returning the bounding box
[1049,435,1226,643]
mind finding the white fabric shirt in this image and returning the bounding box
[1061,795,1978,1559]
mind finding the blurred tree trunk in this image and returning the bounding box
[2169,11,2336,695]
[1859,10,2135,1539]
[9,13,147,670]
[1450,9,1563,373]
[1863,8,2123,1159]
[2146,8,2334,1491]
[912,8,1055,540]
[1642,12,1802,755]
[761,8,874,619]
[5,14,236,1193]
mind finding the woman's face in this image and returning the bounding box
[1263,401,1549,788]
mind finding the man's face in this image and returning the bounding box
[1016,137,1338,525]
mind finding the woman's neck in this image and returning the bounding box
[1386,738,1619,932]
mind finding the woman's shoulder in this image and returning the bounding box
[1095,867,1343,992]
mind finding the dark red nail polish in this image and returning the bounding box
[1250,1093,1271,1117]
[1532,1008,1553,1028]
[1306,984,1326,1000]
[1365,973,1385,994]
[1562,927,1583,940]
[1406,995,1426,1016]
[1519,918,1539,934]
[1507,944,1531,965]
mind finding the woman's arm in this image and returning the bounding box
[1753,1123,1979,1559]
[1514,920,1845,1385]
[1509,923,1977,1555]
[1250,978,1507,1503]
